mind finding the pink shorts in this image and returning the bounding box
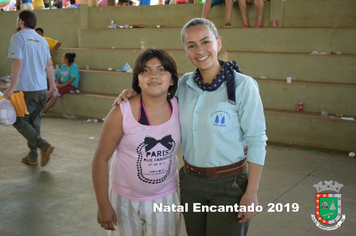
[57,84,77,96]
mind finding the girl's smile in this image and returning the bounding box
[138,57,174,97]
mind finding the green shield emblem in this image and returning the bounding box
[316,193,341,225]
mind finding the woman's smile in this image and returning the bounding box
[196,55,209,61]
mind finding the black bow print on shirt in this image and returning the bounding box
[144,135,174,152]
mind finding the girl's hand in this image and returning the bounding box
[112,89,138,107]
[97,204,118,231]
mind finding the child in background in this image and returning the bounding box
[92,48,181,236]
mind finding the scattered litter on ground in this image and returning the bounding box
[309,51,331,55]
[109,24,144,29]
[349,152,355,158]
[303,157,308,160]
[89,137,95,140]
[285,148,289,151]
[119,63,133,73]
[341,117,355,121]
[310,50,343,55]
[62,114,77,119]
[260,76,267,79]
[0,75,11,82]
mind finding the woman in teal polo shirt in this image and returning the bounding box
[177,17,267,236]
[42,53,79,115]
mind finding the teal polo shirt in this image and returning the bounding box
[177,71,267,167]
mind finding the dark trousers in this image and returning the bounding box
[13,90,50,162]
[179,167,250,236]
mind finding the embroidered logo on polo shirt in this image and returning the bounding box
[210,110,231,128]
[136,135,176,184]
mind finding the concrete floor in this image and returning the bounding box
[0,116,355,236]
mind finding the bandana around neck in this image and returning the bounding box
[193,60,243,104]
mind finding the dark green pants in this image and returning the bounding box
[179,167,250,236]
[13,90,50,162]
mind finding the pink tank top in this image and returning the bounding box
[110,97,181,201]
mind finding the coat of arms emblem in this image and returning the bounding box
[311,181,346,230]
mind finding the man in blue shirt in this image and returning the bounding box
[3,10,58,167]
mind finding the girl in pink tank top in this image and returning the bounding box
[92,48,181,235]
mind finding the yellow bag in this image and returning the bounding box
[9,91,29,117]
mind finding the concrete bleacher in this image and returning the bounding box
[0,0,355,151]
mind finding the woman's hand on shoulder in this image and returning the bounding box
[112,89,138,107]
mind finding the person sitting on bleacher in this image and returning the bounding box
[42,53,79,115]
[16,0,34,10]
[35,28,62,56]
[66,0,77,7]
[202,0,234,28]
[238,0,267,28]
